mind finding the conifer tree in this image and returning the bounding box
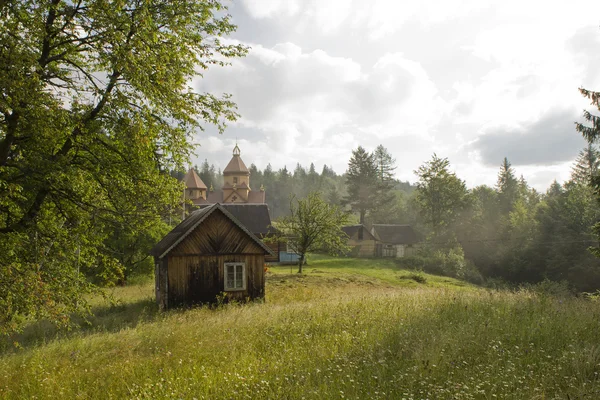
[496,158,519,214]
[571,143,600,185]
[343,146,379,224]
[373,145,397,183]
[577,83,600,259]
[369,145,398,223]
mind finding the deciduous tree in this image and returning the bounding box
[276,192,350,273]
[0,0,246,333]
[414,154,469,238]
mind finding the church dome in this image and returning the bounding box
[223,144,250,176]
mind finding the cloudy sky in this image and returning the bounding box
[192,0,600,191]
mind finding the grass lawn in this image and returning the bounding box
[0,256,599,399]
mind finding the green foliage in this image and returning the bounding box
[343,146,380,224]
[0,0,247,333]
[525,279,576,298]
[496,157,519,213]
[396,244,484,284]
[414,154,470,238]
[405,271,427,284]
[276,192,351,273]
[571,143,600,185]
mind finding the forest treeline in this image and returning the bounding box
[182,143,600,293]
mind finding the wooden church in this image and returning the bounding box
[183,144,266,205]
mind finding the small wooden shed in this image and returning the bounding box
[151,203,275,309]
[371,224,421,258]
[341,224,379,257]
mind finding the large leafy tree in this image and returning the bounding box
[414,154,469,239]
[276,192,350,273]
[0,0,246,332]
[344,146,379,224]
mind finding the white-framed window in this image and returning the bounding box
[224,262,246,291]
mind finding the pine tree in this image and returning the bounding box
[200,159,213,188]
[343,146,379,224]
[369,145,398,223]
[496,157,519,214]
[571,143,600,185]
[373,144,397,183]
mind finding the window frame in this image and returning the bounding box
[224,262,246,291]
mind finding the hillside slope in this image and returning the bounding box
[1,257,599,399]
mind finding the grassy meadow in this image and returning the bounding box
[1,256,599,399]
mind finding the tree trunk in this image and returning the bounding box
[297,253,304,274]
[359,210,366,225]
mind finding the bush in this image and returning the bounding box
[524,279,576,298]
[406,272,427,284]
[394,245,484,284]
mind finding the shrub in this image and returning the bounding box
[524,279,576,298]
[406,272,427,284]
[394,245,484,284]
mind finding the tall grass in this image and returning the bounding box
[0,259,599,399]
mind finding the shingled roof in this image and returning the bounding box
[371,224,421,245]
[341,225,378,241]
[184,168,207,189]
[218,204,276,235]
[151,203,275,259]
[223,154,249,175]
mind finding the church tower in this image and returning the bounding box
[183,168,207,200]
[222,144,251,203]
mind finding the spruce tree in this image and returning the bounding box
[373,144,397,183]
[496,157,519,214]
[344,146,379,224]
[370,145,398,223]
[571,143,600,185]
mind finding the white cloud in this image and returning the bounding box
[194,42,448,177]
[191,0,600,190]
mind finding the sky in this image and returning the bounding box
[191,0,600,191]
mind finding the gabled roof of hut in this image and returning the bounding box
[184,168,207,189]
[341,224,378,241]
[217,204,277,235]
[151,203,275,259]
[371,224,421,245]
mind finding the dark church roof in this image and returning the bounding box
[371,224,421,245]
[151,203,274,259]
[191,190,266,205]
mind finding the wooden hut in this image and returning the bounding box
[371,224,421,258]
[151,203,275,309]
[341,224,379,257]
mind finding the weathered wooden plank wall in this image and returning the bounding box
[167,254,264,305]
[263,240,280,263]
